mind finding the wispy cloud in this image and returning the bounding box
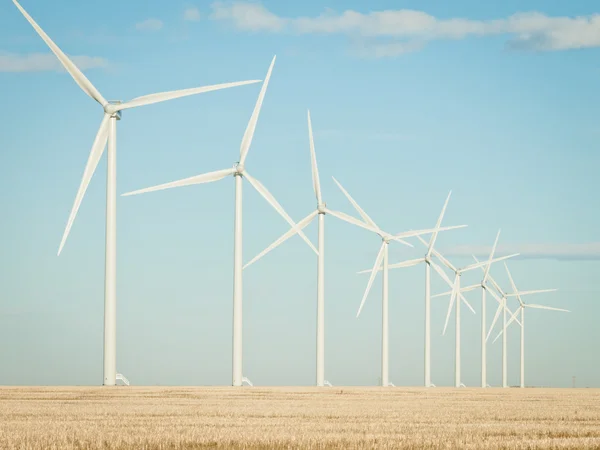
[440,243,600,261]
[210,2,600,57]
[135,18,164,32]
[184,7,202,22]
[0,52,108,73]
[211,1,285,32]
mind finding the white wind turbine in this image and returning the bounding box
[12,0,260,387]
[490,263,565,388]
[243,111,449,386]
[482,262,556,388]
[336,187,465,388]
[423,235,519,388]
[471,254,521,388]
[357,192,467,387]
[431,231,517,388]
[122,56,317,387]
[243,110,360,386]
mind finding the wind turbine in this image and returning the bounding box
[11,0,261,387]
[356,192,467,387]
[243,111,447,386]
[424,236,519,388]
[122,57,317,387]
[491,263,565,388]
[334,185,464,388]
[431,231,517,388]
[472,253,522,388]
[243,110,368,386]
[482,262,556,388]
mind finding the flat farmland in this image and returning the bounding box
[1,387,599,449]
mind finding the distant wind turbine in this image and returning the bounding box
[244,110,421,386]
[432,230,517,388]
[424,234,519,388]
[482,265,556,388]
[491,263,565,388]
[336,183,464,387]
[122,57,316,387]
[11,0,260,386]
[357,192,467,387]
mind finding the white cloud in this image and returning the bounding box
[0,52,108,73]
[209,2,600,57]
[440,243,600,261]
[211,1,285,32]
[135,18,164,32]
[353,39,427,58]
[184,7,201,22]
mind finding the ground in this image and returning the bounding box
[0,387,599,449]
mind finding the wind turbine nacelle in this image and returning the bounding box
[105,101,123,120]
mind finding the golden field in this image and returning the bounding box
[0,387,599,449]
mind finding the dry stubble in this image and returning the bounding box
[0,387,599,449]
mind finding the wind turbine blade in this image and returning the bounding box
[433,249,459,273]
[331,177,377,229]
[432,286,478,303]
[504,262,524,307]
[485,286,504,304]
[356,242,386,318]
[442,275,458,335]
[118,80,261,111]
[243,210,318,269]
[486,300,505,342]
[324,208,380,235]
[388,236,414,247]
[506,307,522,329]
[239,56,276,166]
[57,114,110,255]
[121,167,235,197]
[492,307,522,344]
[419,235,459,273]
[431,290,453,299]
[526,304,570,312]
[482,230,501,283]
[388,257,426,270]
[307,110,322,205]
[388,225,466,248]
[475,255,506,297]
[485,276,506,299]
[460,284,480,293]
[394,225,467,240]
[359,256,425,274]
[435,285,477,314]
[460,293,476,314]
[427,191,451,258]
[12,0,107,106]
[506,289,558,297]
[244,171,318,255]
[460,253,520,273]
[430,261,456,291]
[491,329,503,345]
[357,267,381,275]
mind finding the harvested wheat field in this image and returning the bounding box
[1,387,599,449]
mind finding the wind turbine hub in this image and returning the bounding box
[318,202,327,214]
[234,163,245,175]
[104,101,122,120]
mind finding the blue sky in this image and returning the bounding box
[0,0,599,388]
